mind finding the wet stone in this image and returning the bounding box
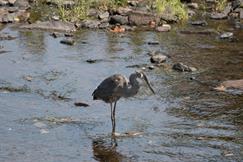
[190,20,208,26]
[99,22,110,29]
[80,20,101,29]
[50,32,62,38]
[116,7,132,15]
[128,10,159,26]
[110,15,129,25]
[123,25,136,31]
[180,29,218,35]
[0,85,30,93]
[188,9,196,17]
[23,75,32,82]
[8,0,16,5]
[187,3,199,9]
[62,0,75,9]
[14,0,30,9]
[98,11,109,20]
[8,7,19,13]
[172,63,197,72]
[220,32,233,39]
[126,63,148,68]
[60,38,75,45]
[128,0,138,7]
[148,65,155,70]
[150,54,167,64]
[49,91,71,101]
[0,33,16,40]
[64,33,73,37]
[86,59,98,64]
[87,8,98,17]
[74,101,89,107]
[240,9,243,19]
[206,0,216,3]
[210,12,228,19]
[214,79,243,93]
[34,122,47,128]
[52,15,59,21]
[0,0,8,5]
[0,50,9,54]
[156,24,171,32]
[147,41,159,45]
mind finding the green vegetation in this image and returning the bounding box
[57,0,91,21]
[57,0,127,21]
[31,0,188,22]
[215,0,227,12]
[154,0,188,21]
[91,0,127,10]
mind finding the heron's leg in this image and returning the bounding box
[112,101,117,135]
[110,103,114,134]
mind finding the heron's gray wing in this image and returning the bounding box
[93,74,127,102]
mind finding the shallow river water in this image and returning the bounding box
[0,21,243,162]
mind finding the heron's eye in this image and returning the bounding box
[137,73,143,78]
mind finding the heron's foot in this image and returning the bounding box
[112,132,122,137]
[124,131,143,137]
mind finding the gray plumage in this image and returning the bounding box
[92,71,155,135]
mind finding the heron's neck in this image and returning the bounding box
[123,74,140,97]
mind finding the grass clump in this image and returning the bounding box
[215,0,227,12]
[57,0,91,22]
[57,0,127,21]
[155,0,188,21]
[91,0,127,10]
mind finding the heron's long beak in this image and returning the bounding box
[141,72,155,94]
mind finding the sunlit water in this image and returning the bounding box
[0,21,242,162]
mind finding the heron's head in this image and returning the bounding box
[135,71,155,94]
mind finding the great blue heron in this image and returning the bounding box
[92,71,155,135]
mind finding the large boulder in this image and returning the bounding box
[110,15,128,25]
[19,21,76,32]
[128,10,160,26]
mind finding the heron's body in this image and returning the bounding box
[92,72,154,135]
[93,74,129,103]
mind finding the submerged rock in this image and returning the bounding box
[172,63,197,72]
[147,41,159,45]
[214,79,243,94]
[180,29,218,35]
[60,38,75,45]
[74,101,89,107]
[20,21,76,32]
[0,85,30,93]
[0,33,16,40]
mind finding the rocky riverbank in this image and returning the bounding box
[0,0,242,32]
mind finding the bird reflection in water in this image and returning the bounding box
[92,137,130,162]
